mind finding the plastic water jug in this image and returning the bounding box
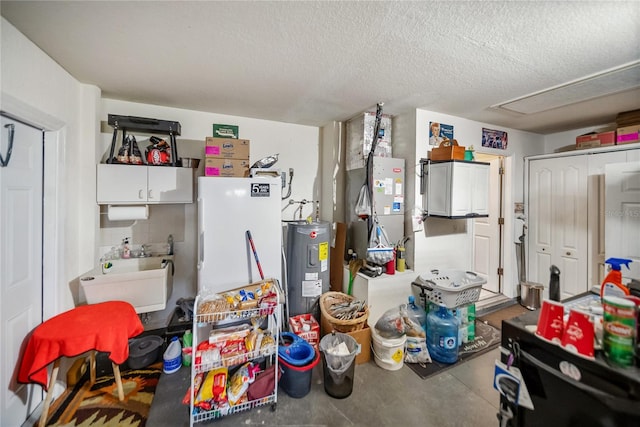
[405,296,429,363]
[407,295,426,332]
[163,336,182,374]
[427,305,460,364]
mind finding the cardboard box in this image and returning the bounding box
[616,124,640,145]
[212,124,239,139]
[204,158,250,177]
[576,130,616,149]
[205,137,250,159]
[320,313,371,365]
[430,139,465,161]
[289,314,320,352]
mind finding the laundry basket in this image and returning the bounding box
[411,269,486,309]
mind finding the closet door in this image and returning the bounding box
[605,160,640,282]
[528,156,588,299]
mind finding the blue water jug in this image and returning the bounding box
[426,304,460,364]
[407,295,426,332]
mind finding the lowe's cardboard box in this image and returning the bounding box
[205,137,250,159]
[616,124,640,145]
[204,158,250,177]
[320,314,371,365]
[576,130,616,149]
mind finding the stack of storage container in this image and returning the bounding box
[204,124,250,177]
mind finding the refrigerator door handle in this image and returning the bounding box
[519,348,640,416]
[199,231,204,266]
[198,199,204,268]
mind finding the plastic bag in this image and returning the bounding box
[355,185,371,219]
[405,336,431,364]
[374,306,405,339]
[319,333,360,377]
[251,153,279,169]
[366,224,394,265]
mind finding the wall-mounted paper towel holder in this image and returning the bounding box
[107,205,149,221]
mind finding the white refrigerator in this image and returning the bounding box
[197,176,282,294]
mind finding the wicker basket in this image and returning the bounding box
[320,291,369,333]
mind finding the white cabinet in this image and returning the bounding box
[423,160,490,218]
[97,164,193,204]
[342,265,415,325]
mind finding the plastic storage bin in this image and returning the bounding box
[279,350,319,398]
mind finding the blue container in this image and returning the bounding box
[278,332,316,367]
[426,305,460,364]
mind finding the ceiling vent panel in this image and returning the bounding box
[494,61,640,115]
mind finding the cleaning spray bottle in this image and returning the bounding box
[600,257,633,299]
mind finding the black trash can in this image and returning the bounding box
[319,332,360,399]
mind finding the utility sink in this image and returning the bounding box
[80,255,174,314]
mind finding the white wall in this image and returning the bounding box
[410,109,544,297]
[1,17,101,317]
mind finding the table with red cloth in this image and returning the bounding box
[18,301,144,426]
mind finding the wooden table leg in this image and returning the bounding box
[112,363,125,401]
[38,359,60,427]
[90,350,96,384]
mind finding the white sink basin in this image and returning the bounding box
[80,255,174,314]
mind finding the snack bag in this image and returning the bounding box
[146,136,172,165]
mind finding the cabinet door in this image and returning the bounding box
[97,164,147,203]
[147,166,193,203]
[449,162,473,216]
[426,162,452,216]
[470,163,490,216]
[605,160,640,282]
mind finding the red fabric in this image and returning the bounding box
[18,301,144,390]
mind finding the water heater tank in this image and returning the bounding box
[285,221,331,319]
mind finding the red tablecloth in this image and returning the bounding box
[18,301,144,390]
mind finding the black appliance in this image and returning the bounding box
[107,114,181,166]
[500,293,640,427]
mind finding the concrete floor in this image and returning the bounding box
[147,347,501,427]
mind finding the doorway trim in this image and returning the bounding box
[2,93,65,320]
[472,153,505,294]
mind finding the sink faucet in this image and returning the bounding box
[139,244,150,258]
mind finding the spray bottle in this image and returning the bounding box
[600,257,633,299]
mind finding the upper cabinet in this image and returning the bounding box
[421,160,490,218]
[97,164,193,204]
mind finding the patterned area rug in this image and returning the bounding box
[407,320,501,380]
[44,361,162,427]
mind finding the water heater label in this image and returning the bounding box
[250,183,271,197]
[302,280,322,297]
[319,242,328,261]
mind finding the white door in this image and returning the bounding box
[586,151,629,289]
[1,116,44,426]
[605,160,640,281]
[473,156,502,293]
[528,156,588,299]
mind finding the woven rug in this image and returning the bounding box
[43,361,162,427]
[407,320,501,380]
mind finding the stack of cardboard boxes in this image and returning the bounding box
[204,124,251,177]
[616,109,640,145]
[575,108,640,149]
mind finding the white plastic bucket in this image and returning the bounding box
[371,328,406,371]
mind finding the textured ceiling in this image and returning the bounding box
[2,1,639,134]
